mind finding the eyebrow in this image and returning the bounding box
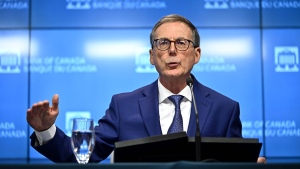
[157,37,188,40]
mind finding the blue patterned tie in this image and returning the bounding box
[167,95,184,134]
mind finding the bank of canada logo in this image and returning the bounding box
[0,0,28,10]
[66,0,91,10]
[135,48,156,73]
[0,50,21,73]
[65,111,91,136]
[204,0,229,9]
[274,46,299,72]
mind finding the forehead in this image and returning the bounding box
[154,21,192,39]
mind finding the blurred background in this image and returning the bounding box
[0,0,299,164]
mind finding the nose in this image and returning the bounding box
[169,41,176,52]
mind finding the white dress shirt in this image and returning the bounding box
[157,79,192,135]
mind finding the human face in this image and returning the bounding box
[150,22,201,80]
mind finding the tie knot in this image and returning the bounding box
[168,95,184,107]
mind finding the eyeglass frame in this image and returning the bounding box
[152,38,196,51]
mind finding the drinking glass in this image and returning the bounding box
[71,118,95,164]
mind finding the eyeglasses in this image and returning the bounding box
[153,38,195,51]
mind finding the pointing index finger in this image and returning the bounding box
[52,94,59,111]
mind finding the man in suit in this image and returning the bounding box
[27,14,265,163]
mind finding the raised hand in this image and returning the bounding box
[26,94,59,132]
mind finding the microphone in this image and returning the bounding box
[186,76,201,161]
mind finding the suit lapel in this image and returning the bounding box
[138,77,213,137]
[138,81,162,136]
[187,78,212,137]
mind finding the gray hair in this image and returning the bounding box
[150,14,200,48]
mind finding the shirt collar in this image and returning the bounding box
[158,78,192,103]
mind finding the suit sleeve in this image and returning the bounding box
[29,95,120,163]
[30,127,77,163]
[226,101,242,137]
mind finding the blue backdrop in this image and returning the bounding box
[0,0,300,164]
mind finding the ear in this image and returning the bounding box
[149,49,155,65]
[194,47,201,65]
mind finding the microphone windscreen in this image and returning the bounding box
[186,76,194,85]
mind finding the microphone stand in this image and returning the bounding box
[187,77,201,162]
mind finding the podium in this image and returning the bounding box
[114,132,262,162]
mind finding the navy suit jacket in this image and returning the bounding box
[30,76,242,163]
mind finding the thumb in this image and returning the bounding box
[52,94,59,111]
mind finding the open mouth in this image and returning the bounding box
[168,62,179,67]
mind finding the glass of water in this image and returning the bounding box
[71,118,95,164]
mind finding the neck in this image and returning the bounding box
[159,75,190,94]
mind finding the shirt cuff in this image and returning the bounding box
[35,124,56,146]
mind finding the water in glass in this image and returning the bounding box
[71,118,95,164]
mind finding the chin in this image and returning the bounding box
[165,71,184,78]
